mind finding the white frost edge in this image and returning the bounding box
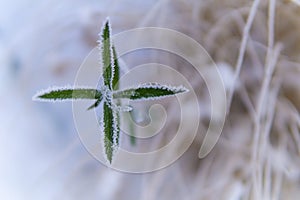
[97,17,115,90]
[98,102,107,163]
[32,85,99,102]
[112,107,119,154]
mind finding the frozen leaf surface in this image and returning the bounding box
[34,87,102,102]
[113,83,188,100]
[100,18,114,90]
[103,100,117,163]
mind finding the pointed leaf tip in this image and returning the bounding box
[100,17,114,90]
[87,99,101,110]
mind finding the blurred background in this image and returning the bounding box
[1,0,300,199]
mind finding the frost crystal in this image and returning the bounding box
[138,82,189,93]
[112,107,119,150]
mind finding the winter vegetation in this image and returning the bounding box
[33,19,188,163]
[1,0,300,199]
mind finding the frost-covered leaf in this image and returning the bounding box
[113,83,189,100]
[112,46,119,90]
[100,18,114,90]
[103,100,118,163]
[33,87,102,102]
[112,45,120,146]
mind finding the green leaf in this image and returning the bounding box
[87,99,101,110]
[103,100,116,163]
[101,19,114,90]
[113,83,188,100]
[112,45,121,146]
[112,46,120,90]
[34,88,102,101]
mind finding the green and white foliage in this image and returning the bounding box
[33,18,188,163]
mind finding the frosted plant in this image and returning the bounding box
[33,18,188,163]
